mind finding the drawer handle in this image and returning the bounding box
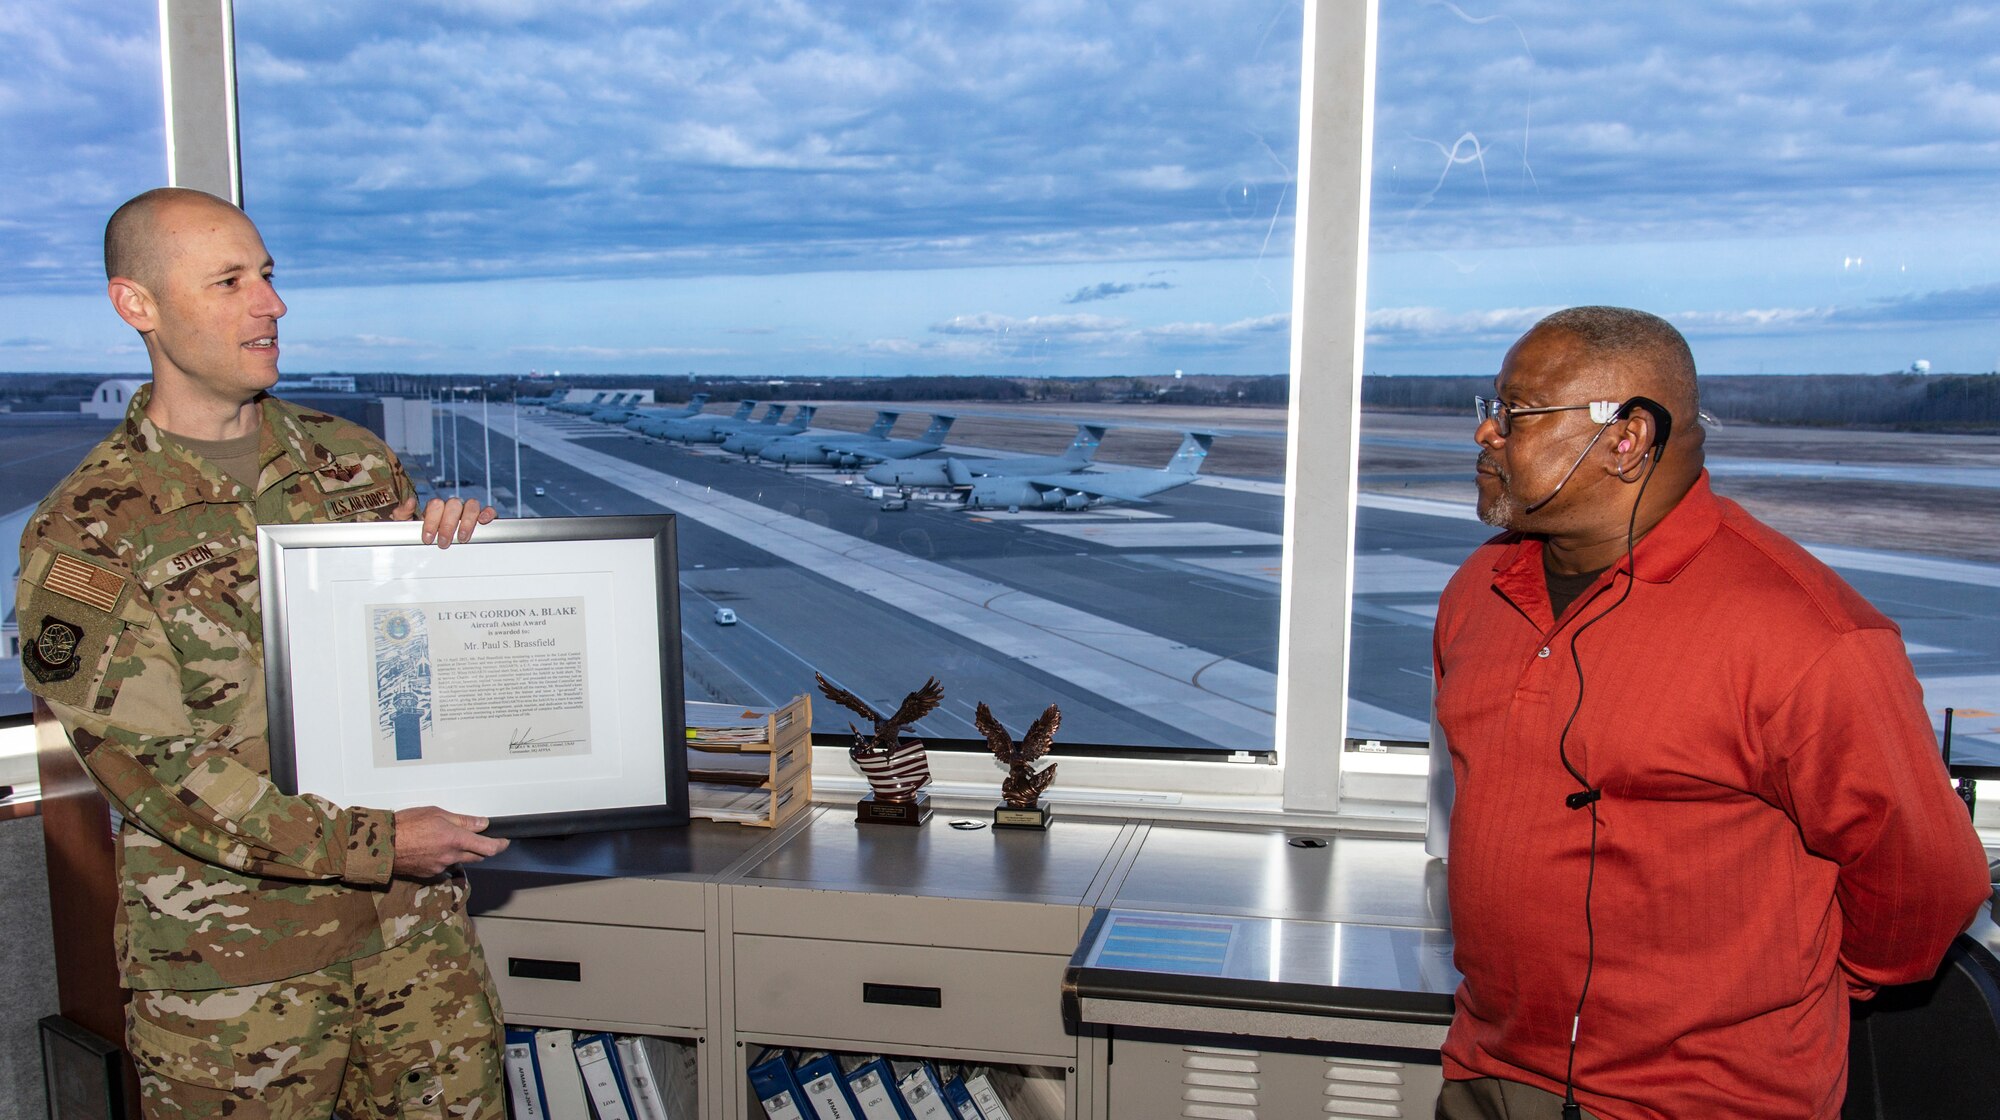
[508,957,582,983]
[863,982,942,1008]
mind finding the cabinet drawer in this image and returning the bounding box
[476,916,705,1031]
[734,934,1070,1058]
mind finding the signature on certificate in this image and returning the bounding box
[508,726,583,752]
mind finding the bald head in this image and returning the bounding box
[104,187,241,292]
[1527,306,1699,427]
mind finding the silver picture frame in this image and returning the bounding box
[259,514,687,838]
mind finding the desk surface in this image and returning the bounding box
[735,810,1131,905]
[1109,824,1449,930]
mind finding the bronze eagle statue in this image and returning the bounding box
[816,673,943,758]
[975,701,1060,807]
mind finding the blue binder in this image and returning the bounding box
[747,1048,814,1120]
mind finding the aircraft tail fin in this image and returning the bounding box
[865,411,900,438]
[757,404,788,424]
[1166,432,1213,475]
[794,405,816,425]
[1065,425,1108,461]
[729,400,758,420]
[919,414,955,443]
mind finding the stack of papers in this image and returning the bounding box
[685,701,775,746]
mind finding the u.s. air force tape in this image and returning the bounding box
[24,615,86,684]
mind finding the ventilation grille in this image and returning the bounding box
[1162,1046,1428,1119]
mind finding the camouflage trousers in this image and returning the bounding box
[127,907,505,1119]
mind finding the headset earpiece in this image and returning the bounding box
[1616,396,1672,465]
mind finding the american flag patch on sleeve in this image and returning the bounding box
[43,553,125,613]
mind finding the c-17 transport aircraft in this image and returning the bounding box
[862,423,1107,489]
[759,413,955,468]
[961,431,1213,510]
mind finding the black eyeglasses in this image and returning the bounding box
[1473,396,1622,437]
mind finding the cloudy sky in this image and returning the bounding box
[2,1,1996,377]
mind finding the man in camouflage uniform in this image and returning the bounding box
[18,188,509,1118]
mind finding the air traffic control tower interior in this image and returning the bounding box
[5,2,2000,1119]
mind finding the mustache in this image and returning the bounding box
[1476,451,1507,481]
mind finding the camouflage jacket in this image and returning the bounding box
[17,386,464,990]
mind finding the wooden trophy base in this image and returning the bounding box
[857,791,932,826]
[993,801,1052,830]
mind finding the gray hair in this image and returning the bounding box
[1532,306,1698,414]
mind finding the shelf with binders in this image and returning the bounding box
[740,1039,1068,1120]
[687,693,813,829]
[506,1025,701,1120]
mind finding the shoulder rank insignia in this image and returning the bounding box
[25,616,87,684]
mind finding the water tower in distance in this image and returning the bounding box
[1909,359,1931,374]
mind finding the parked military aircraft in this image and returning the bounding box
[718,406,818,457]
[961,432,1213,510]
[753,411,898,466]
[640,400,786,443]
[625,399,755,439]
[759,413,953,468]
[862,424,1106,490]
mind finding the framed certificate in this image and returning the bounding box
[259,514,687,838]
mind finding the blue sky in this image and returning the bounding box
[2,1,1997,377]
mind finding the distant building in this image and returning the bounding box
[83,378,147,419]
[276,375,359,393]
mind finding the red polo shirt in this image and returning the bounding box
[1434,473,1989,1120]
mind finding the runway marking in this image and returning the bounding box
[1355,493,2000,588]
[471,406,1278,747]
[1022,522,1282,549]
[1354,554,1460,596]
[1921,676,2000,755]
[1181,556,1284,583]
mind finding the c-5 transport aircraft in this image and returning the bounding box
[664,398,812,442]
[624,398,756,439]
[962,431,1213,511]
[862,424,1107,489]
[718,406,818,457]
[758,412,953,468]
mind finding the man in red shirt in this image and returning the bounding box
[1433,306,1990,1120]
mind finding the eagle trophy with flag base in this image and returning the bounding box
[817,672,942,826]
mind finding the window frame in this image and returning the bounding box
[161,0,1391,825]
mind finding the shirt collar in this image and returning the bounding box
[118,384,341,507]
[1490,470,1724,587]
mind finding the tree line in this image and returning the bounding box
[1364,373,2000,432]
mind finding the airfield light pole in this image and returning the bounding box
[481,386,493,508]
[431,383,444,490]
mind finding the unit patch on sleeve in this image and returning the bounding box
[42,553,125,612]
[24,615,87,684]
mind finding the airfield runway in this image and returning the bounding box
[4,402,1994,767]
[429,402,2000,764]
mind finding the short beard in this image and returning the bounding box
[1476,451,1520,528]
[1478,493,1520,528]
